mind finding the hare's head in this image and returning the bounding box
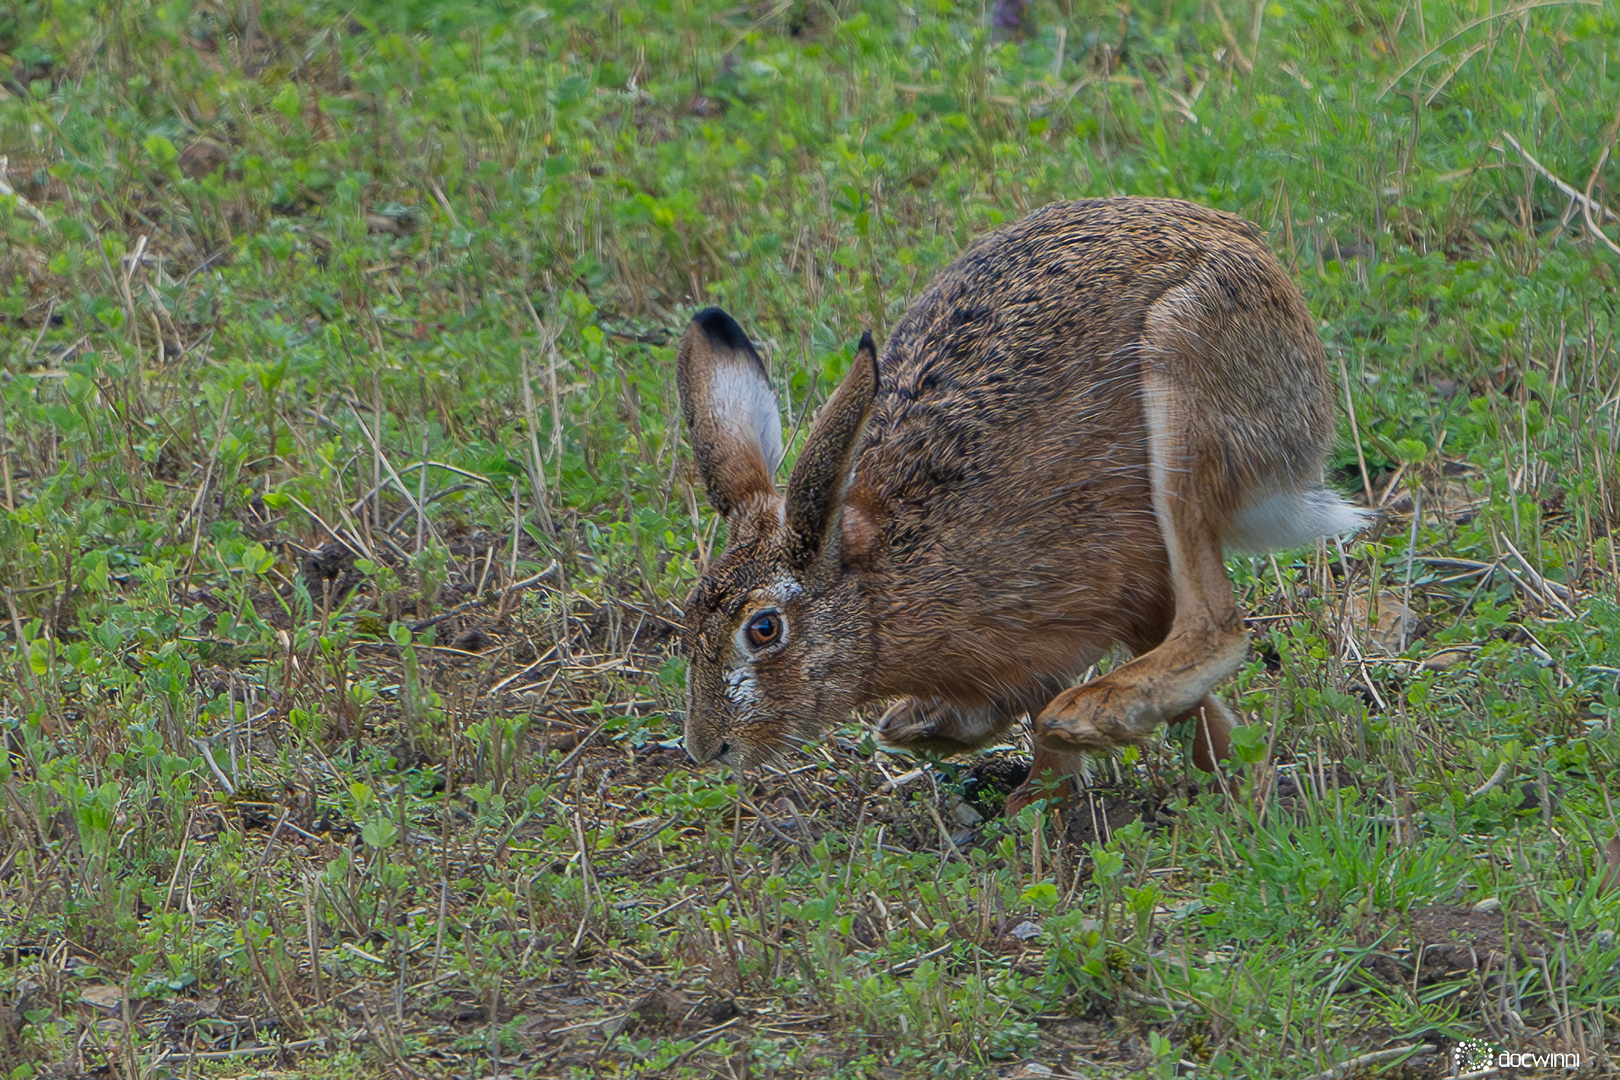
[675,309,879,767]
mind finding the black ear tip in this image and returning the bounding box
[857,331,879,386]
[691,307,753,355]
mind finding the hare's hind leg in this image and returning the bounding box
[1181,693,1238,772]
[1032,367,1250,759]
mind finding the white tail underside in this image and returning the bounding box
[1225,486,1371,554]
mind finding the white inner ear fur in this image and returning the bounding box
[710,359,784,476]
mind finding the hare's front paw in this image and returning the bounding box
[1004,745,1093,814]
[1032,684,1142,753]
[876,696,935,743]
[877,697,1005,755]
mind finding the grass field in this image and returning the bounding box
[3,0,1620,1076]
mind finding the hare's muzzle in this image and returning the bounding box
[683,722,733,765]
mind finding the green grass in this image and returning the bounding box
[2,0,1619,1076]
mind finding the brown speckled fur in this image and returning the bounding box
[676,197,1363,808]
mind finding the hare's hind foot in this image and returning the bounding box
[1032,688,1240,769]
[876,696,1019,756]
[1031,691,1238,770]
[1031,627,1248,757]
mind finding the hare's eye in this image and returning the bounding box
[745,610,783,650]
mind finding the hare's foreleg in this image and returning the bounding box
[877,669,1085,756]
[1007,693,1237,814]
[1031,369,1250,762]
[876,696,1022,755]
[1006,694,1237,813]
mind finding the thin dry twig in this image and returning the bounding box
[1299,1044,1438,1080]
[1580,92,1620,261]
[191,738,237,795]
[0,155,51,228]
[1497,532,1578,616]
[182,389,236,576]
[158,1036,336,1062]
[1377,0,1598,101]
[276,492,374,563]
[1336,352,1376,509]
[407,561,559,632]
[1498,130,1620,257]
[345,401,450,552]
[1467,757,1514,801]
[347,459,497,517]
[1206,0,1255,75]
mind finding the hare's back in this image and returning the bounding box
[880,197,1311,409]
[862,198,1331,503]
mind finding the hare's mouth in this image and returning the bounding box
[699,734,772,768]
[735,732,799,769]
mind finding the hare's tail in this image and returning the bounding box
[1225,486,1371,554]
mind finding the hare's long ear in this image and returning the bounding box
[785,332,878,565]
[677,308,785,518]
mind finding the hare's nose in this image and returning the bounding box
[685,736,729,764]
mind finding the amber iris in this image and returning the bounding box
[745,611,782,649]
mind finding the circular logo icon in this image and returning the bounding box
[1453,1038,1496,1072]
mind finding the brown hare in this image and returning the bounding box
[674,197,1366,809]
